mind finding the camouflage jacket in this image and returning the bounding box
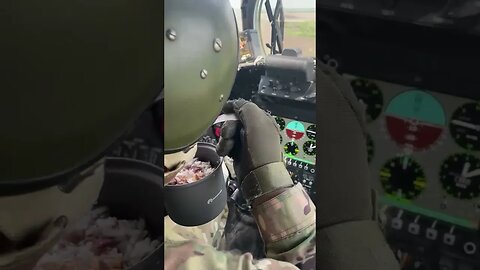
[164,183,316,270]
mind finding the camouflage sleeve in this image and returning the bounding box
[165,241,301,270]
[251,183,316,266]
[164,183,315,270]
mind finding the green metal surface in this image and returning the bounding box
[0,0,163,181]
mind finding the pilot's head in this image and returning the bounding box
[163,0,238,173]
[162,0,238,226]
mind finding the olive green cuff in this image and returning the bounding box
[240,162,293,204]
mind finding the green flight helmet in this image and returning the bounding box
[164,0,239,153]
[0,1,163,192]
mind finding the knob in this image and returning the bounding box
[426,228,438,240]
[444,234,456,246]
[391,209,404,230]
[464,242,477,255]
[408,223,420,235]
[408,216,420,235]
[426,220,438,240]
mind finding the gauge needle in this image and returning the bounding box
[451,119,480,131]
[461,162,471,177]
[402,156,409,170]
[465,168,480,178]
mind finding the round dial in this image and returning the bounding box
[380,156,426,199]
[367,134,374,163]
[351,78,384,122]
[306,125,316,140]
[385,90,445,151]
[440,153,480,199]
[450,103,480,151]
[275,117,286,131]
[303,141,316,156]
[284,142,299,156]
[285,121,305,140]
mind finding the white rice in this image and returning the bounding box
[35,207,159,270]
[168,158,214,186]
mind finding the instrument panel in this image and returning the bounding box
[345,74,480,230]
[276,117,316,196]
[200,115,316,197]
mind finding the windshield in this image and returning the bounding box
[230,0,315,58]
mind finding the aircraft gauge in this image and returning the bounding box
[385,90,445,151]
[285,121,305,140]
[303,141,316,156]
[275,117,286,131]
[284,142,299,156]
[306,125,316,140]
[440,153,480,199]
[380,156,426,199]
[351,78,384,122]
[450,102,480,151]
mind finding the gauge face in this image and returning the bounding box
[380,156,426,199]
[284,142,299,156]
[440,153,480,199]
[275,117,286,131]
[450,103,480,151]
[285,121,305,140]
[306,125,316,140]
[385,90,445,151]
[351,79,384,122]
[303,141,316,156]
[367,134,374,163]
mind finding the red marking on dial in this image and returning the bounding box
[286,130,304,140]
[386,115,443,150]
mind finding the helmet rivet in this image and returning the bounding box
[219,94,224,102]
[213,38,222,52]
[200,69,208,79]
[166,29,176,41]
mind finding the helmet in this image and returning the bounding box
[163,0,239,226]
[0,1,162,266]
[164,0,239,153]
[0,0,163,190]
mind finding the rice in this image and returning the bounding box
[35,207,159,270]
[167,158,214,186]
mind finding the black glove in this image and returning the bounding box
[216,99,293,204]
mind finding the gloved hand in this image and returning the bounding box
[216,100,293,204]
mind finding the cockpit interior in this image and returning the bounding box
[105,0,480,269]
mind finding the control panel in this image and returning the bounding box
[200,115,316,197]
[276,117,316,196]
[346,74,480,269]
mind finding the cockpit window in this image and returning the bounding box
[231,0,315,58]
